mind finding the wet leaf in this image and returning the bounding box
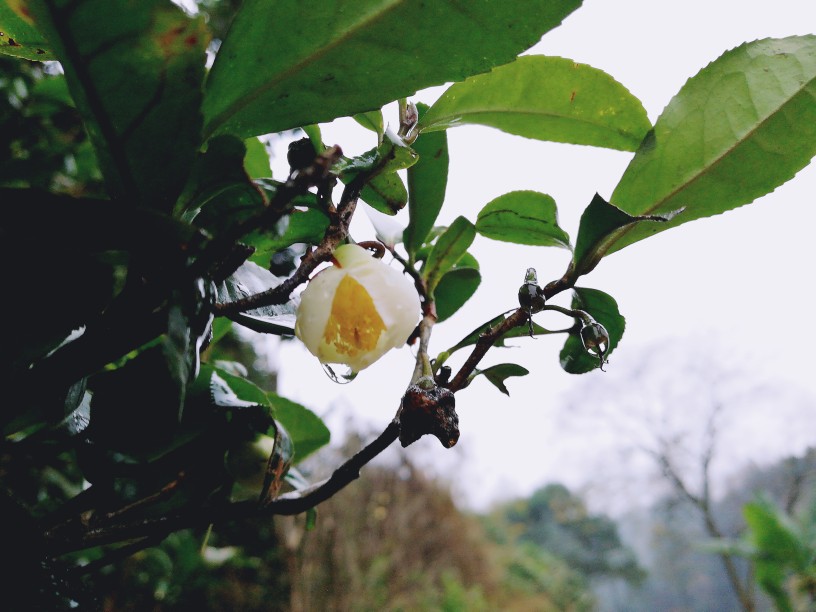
[216,262,299,335]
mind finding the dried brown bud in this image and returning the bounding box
[398,377,459,448]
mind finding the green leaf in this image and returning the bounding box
[419,55,650,151]
[405,103,449,257]
[443,312,562,358]
[423,216,476,293]
[255,208,330,257]
[267,394,330,462]
[568,193,678,279]
[609,36,816,253]
[744,499,808,570]
[0,3,55,60]
[476,191,571,248]
[33,0,208,211]
[216,262,298,335]
[202,0,582,139]
[179,135,265,225]
[435,267,481,322]
[163,279,215,418]
[353,109,384,140]
[335,130,417,214]
[243,137,272,179]
[469,363,529,395]
[559,287,624,374]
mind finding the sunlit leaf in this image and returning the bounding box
[420,55,650,151]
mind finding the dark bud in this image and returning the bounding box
[435,365,452,386]
[287,137,318,172]
[580,321,610,370]
[517,267,546,313]
[398,377,459,448]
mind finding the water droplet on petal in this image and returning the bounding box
[321,362,357,384]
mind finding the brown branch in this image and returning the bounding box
[447,308,528,393]
[213,169,368,315]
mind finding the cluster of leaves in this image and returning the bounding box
[2,0,816,605]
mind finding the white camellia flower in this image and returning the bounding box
[295,243,421,373]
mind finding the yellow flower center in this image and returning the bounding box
[322,275,386,358]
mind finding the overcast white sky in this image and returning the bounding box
[252,0,816,511]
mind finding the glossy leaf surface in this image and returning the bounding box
[419,55,650,151]
[203,0,582,138]
[609,36,816,253]
[216,262,298,335]
[476,190,570,248]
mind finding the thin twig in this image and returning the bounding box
[213,170,368,315]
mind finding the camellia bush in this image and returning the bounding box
[2,0,816,606]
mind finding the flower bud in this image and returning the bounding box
[295,244,421,373]
[580,321,610,369]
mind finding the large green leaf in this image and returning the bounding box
[202,0,582,139]
[404,103,449,257]
[0,3,55,60]
[476,191,571,248]
[559,287,624,374]
[419,55,650,151]
[568,193,677,280]
[609,36,816,253]
[435,267,481,322]
[32,0,208,211]
[423,216,476,293]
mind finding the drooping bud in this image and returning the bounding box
[295,244,421,373]
[580,320,610,370]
